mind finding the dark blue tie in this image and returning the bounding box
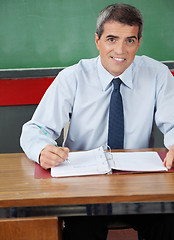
[108,78,124,149]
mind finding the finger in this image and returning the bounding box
[163,153,173,169]
[61,147,70,154]
[53,147,70,161]
[163,158,167,166]
[40,161,52,170]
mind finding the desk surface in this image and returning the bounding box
[1,148,174,218]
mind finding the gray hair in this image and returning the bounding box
[96,3,143,40]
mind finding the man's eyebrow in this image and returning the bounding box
[127,36,137,40]
[106,35,118,38]
[106,35,138,40]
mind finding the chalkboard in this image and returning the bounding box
[0,0,173,69]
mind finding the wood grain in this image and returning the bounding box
[0,217,60,240]
[1,148,174,208]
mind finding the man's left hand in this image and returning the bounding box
[163,144,174,169]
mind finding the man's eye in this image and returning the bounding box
[127,38,135,44]
[108,38,115,43]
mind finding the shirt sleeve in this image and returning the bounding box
[20,68,77,163]
[154,66,174,149]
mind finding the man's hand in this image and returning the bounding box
[39,145,70,169]
[163,144,174,169]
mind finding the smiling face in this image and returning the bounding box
[95,21,142,77]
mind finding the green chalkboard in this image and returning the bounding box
[0,0,174,69]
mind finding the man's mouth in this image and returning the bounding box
[112,57,126,62]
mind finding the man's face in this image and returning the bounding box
[95,21,142,76]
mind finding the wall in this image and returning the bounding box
[0,0,173,69]
[1,68,173,153]
[0,0,174,153]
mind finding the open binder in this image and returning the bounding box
[50,146,168,178]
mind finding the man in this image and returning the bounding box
[20,3,174,240]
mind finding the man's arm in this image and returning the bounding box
[39,145,69,169]
[163,144,174,169]
[20,69,76,163]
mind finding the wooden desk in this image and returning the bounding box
[0,148,174,220]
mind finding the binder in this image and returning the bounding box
[34,147,171,178]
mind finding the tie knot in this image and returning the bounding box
[112,78,122,90]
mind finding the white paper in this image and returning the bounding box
[51,147,110,177]
[111,151,168,172]
[51,148,168,177]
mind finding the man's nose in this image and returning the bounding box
[114,41,125,54]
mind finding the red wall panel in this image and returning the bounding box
[0,70,174,106]
[0,77,54,106]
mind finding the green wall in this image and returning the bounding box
[0,0,174,69]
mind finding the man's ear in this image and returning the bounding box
[95,33,100,50]
[138,36,143,47]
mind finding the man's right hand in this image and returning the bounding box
[39,145,70,169]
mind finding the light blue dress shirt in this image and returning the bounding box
[20,55,174,163]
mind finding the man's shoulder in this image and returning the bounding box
[61,56,98,76]
[134,55,167,71]
[53,56,99,87]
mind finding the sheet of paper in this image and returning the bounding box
[51,147,110,177]
[111,151,168,172]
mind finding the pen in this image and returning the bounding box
[39,127,70,163]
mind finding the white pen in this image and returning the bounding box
[40,127,70,163]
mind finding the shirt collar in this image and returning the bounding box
[97,56,133,91]
[119,63,133,89]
